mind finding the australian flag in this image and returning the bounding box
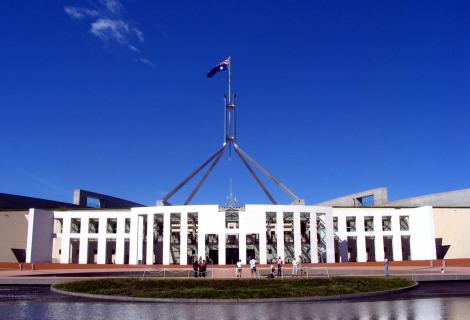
[207,57,230,78]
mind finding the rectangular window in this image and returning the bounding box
[400,216,409,231]
[225,211,239,229]
[86,197,101,208]
[346,217,356,232]
[153,214,164,264]
[107,218,117,234]
[354,195,374,207]
[88,218,99,234]
[54,218,63,234]
[284,212,294,263]
[170,213,181,264]
[300,212,311,263]
[364,216,374,232]
[266,212,277,264]
[187,213,198,264]
[317,213,327,263]
[382,216,392,231]
[125,218,131,233]
[70,218,81,233]
[333,217,338,232]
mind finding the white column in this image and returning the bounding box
[276,211,284,261]
[259,231,267,264]
[180,212,188,265]
[337,215,348,262]
[310,212,318,263]
[136,215,145,263]
[163,212,170,265]
[324,209,335,263]
[97,217,107,264]
[115,217,125,265]
[392,215,403,261]
[374,215,385,262]
[60,217,71,264]
[78,217,88,264]
[356,215,367,262]
[293,211,301,261]
[239,233,247,264]
[146,213,154,265]
[129,213,139,265]
[219,233,226,265]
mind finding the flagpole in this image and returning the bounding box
[228,56,231,103]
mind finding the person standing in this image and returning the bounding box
[236,259,243,278]
[201,260,207,278]
[198,256,203,277]
[292,257,298,277]
[192,259,199,278]
[277,256,283,277]
[249,257,257,277]
[384,258,389,276]
[298,255,303,277]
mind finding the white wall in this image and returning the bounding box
[332,206,436,262]
[24,205,438,265]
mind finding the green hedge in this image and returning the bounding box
[54,277,414,299]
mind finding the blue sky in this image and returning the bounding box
[0,0,469,206]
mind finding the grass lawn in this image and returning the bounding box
[54,277,415,299]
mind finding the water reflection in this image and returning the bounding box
[1,297,469,320]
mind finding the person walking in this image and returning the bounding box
[384,258,389,276]
[277,256,283,277]
[249,257,257,277]
[298,255,303,277]
[236,259,243,278]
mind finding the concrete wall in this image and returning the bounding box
[386,189,470,207]
[434,208,470,259]
[73,189,143,208]
[0,210,29,262]
[26,209,54,263]
[316,188,388,207]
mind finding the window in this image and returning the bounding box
[125,218,131,233]
[354,195,374,207]
[54,218,63,234]
[346,217,356,232]
[400,216,409,231]
[86,197,101,208]
[382,216,392,231]
[225,211,239,229]
[89,218,99,233]
[333,217,338,232]
[364,216,374,231]
[107,218,117,233]
[70,218,81,233]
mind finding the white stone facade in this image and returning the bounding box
[25,205,437,264]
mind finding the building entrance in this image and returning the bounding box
[205,234,218,264]
[226,234,239,265]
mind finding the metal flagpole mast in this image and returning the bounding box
[158,56,304,206]
[226,56,234,159]
[228,56,231,103]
